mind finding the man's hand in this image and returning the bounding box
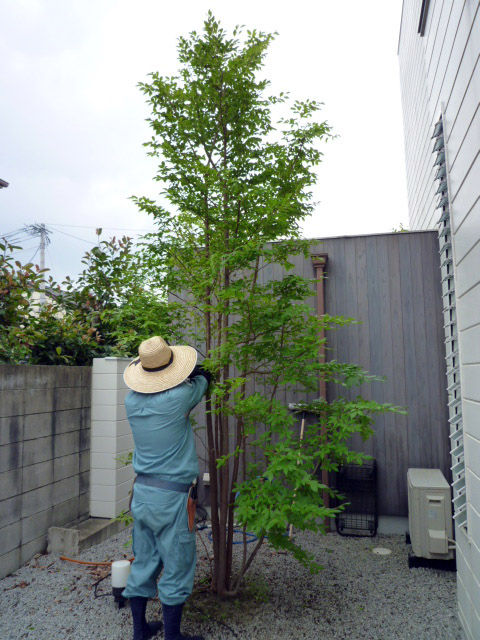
[188,364,212,385]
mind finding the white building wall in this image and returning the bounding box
[399,2,480,638]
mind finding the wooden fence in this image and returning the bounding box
[195,230,449,517]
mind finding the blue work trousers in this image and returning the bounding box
[122,483,196,605]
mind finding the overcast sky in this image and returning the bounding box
[0,0,409,282]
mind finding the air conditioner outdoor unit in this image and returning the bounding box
[407,468,454,561]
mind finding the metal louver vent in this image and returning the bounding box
[432,115,467,529]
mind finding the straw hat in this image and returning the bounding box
[123,336,197,394]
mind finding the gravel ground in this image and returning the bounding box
[0,525,462,640]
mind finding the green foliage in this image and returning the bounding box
[132,12,404,598]
[115,509,134,527]
[0,241,101,364]
[60,233,173,358]
[0,234,172,365]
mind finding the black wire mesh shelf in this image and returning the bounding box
[334,460,378,537]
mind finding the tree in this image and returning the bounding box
[132,13,400,598]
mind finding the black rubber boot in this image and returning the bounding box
[130,597,163,640]
[162,602,204,640]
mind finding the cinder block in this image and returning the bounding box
[91,484,116,502]
[24,412,52,440]
[90,468,114,486]
[0,468,22,500]
[25,365,58,389]
[80,367,92,387]
[58,366,84,388]
[91,373,126,390]
[54,386,83,411]
[79,450,90,473]
[0,520,21,555]
[91,404,126,422]
[0,495,21,528]
[54,454,79,482]
[80,406,90,428]
[81,385,91,408]
[93,480,130,505]
[92,388,127,407]
[53,431,79,458]
[117,464,134,484]
[0,416,24,445]
[91,452,121,470]
[92,420,119,438]
[117,478,134,501]
[22,508,53,545]
[53,409,82,435]
[79,427,90,452]
[22,459,53,492]
[115,495,130,516]
[0,390,24,418]
[90,499,117,519]
[93,357,130,375]
[53,475,79,506]
[24,388,54,414]
[79,491,90,518]
[79,470,89,494]
[0,547,21,579]
[91,464,133,486]
[22,484,53,518]
[117,419,132,437]
[0,442,23,472]
[116,434,134,455]
[52,496,79,527]
[0,365,26,390]
[91,436,118,454]
[20,534,47,565]
[23,436,53,466]
[47,526,79,555]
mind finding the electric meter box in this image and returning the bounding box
[407,468,454,560]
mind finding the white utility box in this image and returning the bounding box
[407,468,454,560]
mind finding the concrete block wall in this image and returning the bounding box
[90,358,134,519]
[0,364,91,579]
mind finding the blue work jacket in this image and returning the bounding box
[125,376,208,485]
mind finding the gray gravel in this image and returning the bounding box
[0,526,462,639]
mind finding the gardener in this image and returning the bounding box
[122,336,210,640]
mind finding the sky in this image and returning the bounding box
[0,0,409,282]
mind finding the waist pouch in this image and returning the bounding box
[187,483,198,532]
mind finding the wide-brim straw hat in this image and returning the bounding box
[123,336,197,394]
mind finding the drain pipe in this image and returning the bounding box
[311,254,330,531]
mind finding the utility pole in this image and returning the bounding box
[24,223,51,305]
[39,225,46,304]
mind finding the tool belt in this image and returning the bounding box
[129,475,197,532]
[187,483,197,532]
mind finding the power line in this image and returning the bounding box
[52,227,96,245]
[1,233,32,244]
[29,246,40,263]
[11,245,40,254]
[46,222,153,232]
[1,228,25,238]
